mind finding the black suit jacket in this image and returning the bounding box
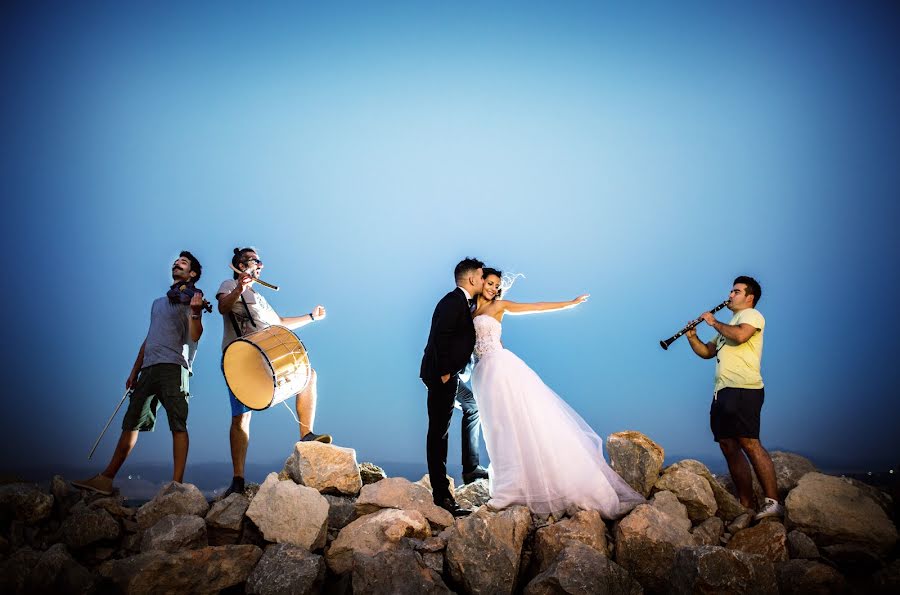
[420,288,475,382]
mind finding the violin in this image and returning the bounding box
[167,282,213,313]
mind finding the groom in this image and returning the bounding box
[421,257,487,516]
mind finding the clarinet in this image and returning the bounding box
[659,300,730,350]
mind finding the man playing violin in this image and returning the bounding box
[686,276,782,521]
[73,252,206,495]
[218,247,330,498]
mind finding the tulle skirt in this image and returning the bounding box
[472,348,644,518]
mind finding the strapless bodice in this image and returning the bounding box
[474,315,503,360]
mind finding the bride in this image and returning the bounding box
[471,268,644,518]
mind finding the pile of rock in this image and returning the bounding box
[1,432,897,594]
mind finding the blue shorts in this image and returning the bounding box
[229,387,253,417]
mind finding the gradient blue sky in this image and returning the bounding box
[3,1,899,481]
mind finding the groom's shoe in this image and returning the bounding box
[436,497,472,517]
[462,465,489,484]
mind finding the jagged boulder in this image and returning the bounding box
[671,546,777,594]
[359,462,387,485]
[649,490,691,533]
[775,559,849,594]
[728,512,752,534]
[141,514,207,552]
[614,503,694,592]
[351,547,451,594]
[0,483,54,524]
[455,478,491,510]
[606,431,665,497]
[324,494,357,531]
[88,495,135,519]
[785,472,897,553]
[525,541,642,595]
[355,477,453,528]
[768,451,817,499]
[327,508,431,575]
[246,473,329,549]
[840,477,894,519]
[654,467,717,522]
[100,545,262,594]
[417,473,455,494]
[445,505,532,595]
[533,509,609,573]
[205,493,249,545]
[29,543,95,594]
[692,516,725,546]
[787,529,820,559]
[136,482,208,529]
[283,441,363,495]
[666,459,747,521]
[62,507,120,548]
[246,543,326,595]
[727,521,789,562]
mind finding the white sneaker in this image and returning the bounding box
[754,497,784,521]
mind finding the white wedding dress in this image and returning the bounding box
[471,314,644,518]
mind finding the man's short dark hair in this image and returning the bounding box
[232,247,257,279]
[455,257,485,283]
[734,275,762,307]
[180,251,202,282]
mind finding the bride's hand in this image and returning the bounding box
[572,294,590,305]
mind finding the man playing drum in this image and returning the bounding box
[219,247,331,498]
[73,252,206,495]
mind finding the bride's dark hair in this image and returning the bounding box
[483,268,504,300]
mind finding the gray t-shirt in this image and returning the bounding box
[217,279,281,351]
[142,296,199,372]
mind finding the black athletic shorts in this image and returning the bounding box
[710,387,764,442]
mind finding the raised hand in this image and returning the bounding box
[572,294,590,305]
[312,305,327,321]
[190,292,204,314]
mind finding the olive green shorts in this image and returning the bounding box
[122,363,190,432]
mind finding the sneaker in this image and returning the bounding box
[754,497,784,521]
[71,474,114,496]
[222,477,245,499]
[301,431,332,444]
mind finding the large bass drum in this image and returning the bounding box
[222,325,311,410]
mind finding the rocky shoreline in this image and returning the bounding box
[1,432,897,594]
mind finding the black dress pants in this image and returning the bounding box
[425,374,482,503]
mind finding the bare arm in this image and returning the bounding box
[280,305,326,330]
[700,312,757,345]
[501,294,589,316]
[685,327,717,359]
[126,341,146,389]
[217,274,254,315]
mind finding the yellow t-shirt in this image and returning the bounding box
[713,308,765,393]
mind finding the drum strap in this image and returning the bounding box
[228,312,242,338]
[240,295,258,328]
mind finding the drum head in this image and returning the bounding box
[223,340,275,410]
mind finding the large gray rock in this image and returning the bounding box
[727,521,789,562]
[62,507,121,548]
[606,431,665,497]
[246,472,329,549]
[351,547,451,594]
[324,494,357,530]
[246,543,326,595]
[525,541,642,595]
[654,467,717,522]
[692,516,725,546]
[455,478,491,510]
[100,544,262,594]
[359,462,387,485]
[649,490,691,533]
[666,459,747,521]
[136,481,208,529]
[141,514,208,552]
[768,451,817,500]
[29,543,95,595]
[775,559,850,594]
[283,441,363,496]
[840,477,894,519]
[671,546,777,594]
[0,483,54,524]
[355,477,454,528]
[445,505,532,595]
[787,529,820,559]
[533,509,609,573]
[785,472,897,553]
[327,508,431,575]
[205,493,249,532]
[613,504,694,593]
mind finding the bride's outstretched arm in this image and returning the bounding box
[502,294,589,315]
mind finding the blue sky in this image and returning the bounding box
[2,1,898,481]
